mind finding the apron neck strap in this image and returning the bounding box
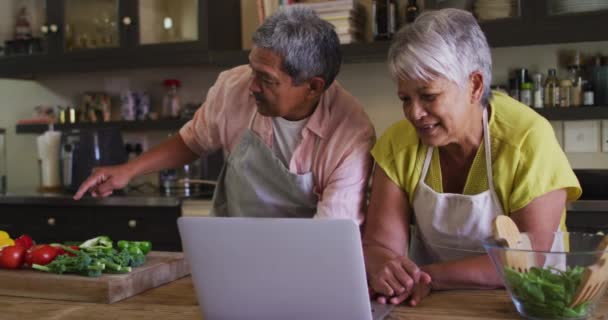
[481,107,495,191]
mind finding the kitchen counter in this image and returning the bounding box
[2,277,608,320]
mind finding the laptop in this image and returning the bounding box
[178,217,394,320]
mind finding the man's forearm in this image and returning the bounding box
[125,134,200,178]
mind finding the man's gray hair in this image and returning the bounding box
[388,8,492,105]
[253,5,342,89]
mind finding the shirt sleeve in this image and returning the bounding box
[313,128,375,225]
[510,118,582,212]
[370,127,400,188]
[179,72,228,156]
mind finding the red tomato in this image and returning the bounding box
[14,234,34,250]
[25,245,59,266]
[0,245,26,269]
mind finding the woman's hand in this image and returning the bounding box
[365,245,432,305]
[408,275,432,306]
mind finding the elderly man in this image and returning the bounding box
[74,6,375,223]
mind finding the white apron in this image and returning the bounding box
[409,108,503,264]
[210,112,318,218]
[409,108,564,265]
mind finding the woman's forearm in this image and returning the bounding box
[422,255,504,290]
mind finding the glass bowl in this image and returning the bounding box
[482,232,608,320]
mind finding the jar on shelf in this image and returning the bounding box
[162,79,182,118]
[559,79,572,108]
[532,73,544,109]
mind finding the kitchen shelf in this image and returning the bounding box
[534,107,608,121]
[15,119,189,134]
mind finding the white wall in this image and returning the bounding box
[0,79,68,191]
[2,40,608,191]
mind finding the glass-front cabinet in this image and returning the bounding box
[546,0,608,16]
[433,0,521,21]
[138,0,199,45]
[426,0,529,47]
[0,0,242,77]
[0,0,51,59]
[534,0,608,45]
[63,0,120,51]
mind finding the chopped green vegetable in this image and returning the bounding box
[32,236,152,277]
[79,236,113,252]
[504,266,591,318]
[117,240,152,255]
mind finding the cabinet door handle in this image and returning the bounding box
[41,25,49,34]
[128,219,137,228]
[122,16,132,26]
[49,24,59,33]
[47,217,56,226]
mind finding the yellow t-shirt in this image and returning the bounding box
[371,91,581,229]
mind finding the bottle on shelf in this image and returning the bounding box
[372,0,390,40]
[162,79,182,118]
[405,0,419,23]
[388,0,399,37]
[532,73,544,109]
[583,80,595,106]
[566,53,583,107]
[520,82,532,107]
[544,68,560,108]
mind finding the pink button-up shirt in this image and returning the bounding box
[180,65,375,224]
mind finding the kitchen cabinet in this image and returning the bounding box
[423,0,608,47]
[0,0,241,77]
[3,1,608,77]
[179,0,608,67]
[0,195,183,251]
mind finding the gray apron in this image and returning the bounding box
[210,112,319,218]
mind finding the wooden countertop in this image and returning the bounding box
[2,276,607,319]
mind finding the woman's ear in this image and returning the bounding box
[469,71,484,104]
[308,76,326,98]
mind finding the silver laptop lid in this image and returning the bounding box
[178,217,375,320]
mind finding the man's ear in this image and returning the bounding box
[308,77,326,98]
[469,71,484,104]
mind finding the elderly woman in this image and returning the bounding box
[363,8,581,306]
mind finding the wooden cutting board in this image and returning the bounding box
[0,251,189,303]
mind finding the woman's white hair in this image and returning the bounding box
[388,8,492,105]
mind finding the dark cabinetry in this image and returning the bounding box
[3,1,608,77]
[0,196,182,251]
[0,0,241,77]
[425,0,608,47]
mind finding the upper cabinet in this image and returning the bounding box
[425,0,608,47]
[3,0,608,78]
[63,0,122,52]
[138,0,199,45]
[0,0,241,77]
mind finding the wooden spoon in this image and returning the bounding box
[569,236,608,308]
[492,215,530,273]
